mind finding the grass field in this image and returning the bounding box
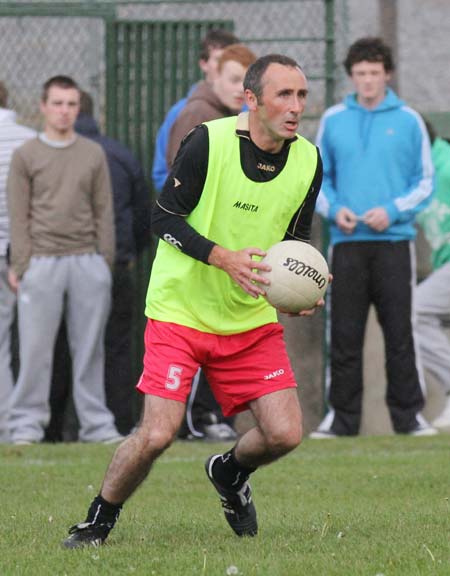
[0,435,449,576]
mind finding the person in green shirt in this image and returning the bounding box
[416,119,450,429]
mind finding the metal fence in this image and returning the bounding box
[1,0,338,135]
[0,0,340,385]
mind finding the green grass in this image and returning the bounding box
[1,436,449,576]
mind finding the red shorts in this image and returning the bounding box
[136,319,297,416]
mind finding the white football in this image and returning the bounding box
[258,240,329,313]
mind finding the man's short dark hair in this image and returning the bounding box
[199,28,239,62]
[344,37,394,75]
[243,54,301,102]
[41,75,80,102]
[0,81,8,108]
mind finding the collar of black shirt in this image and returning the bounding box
[235,111,298,150]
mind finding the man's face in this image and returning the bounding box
[40,86,80,135]
[199,47,224,83]
[247,63,308,146]
[350,60,390,107]
[213,60,247,113]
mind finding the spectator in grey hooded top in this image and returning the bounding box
[0,81,35,443]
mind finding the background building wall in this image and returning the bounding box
[398,0,450,114]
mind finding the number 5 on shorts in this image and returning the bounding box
[165,365,182,391]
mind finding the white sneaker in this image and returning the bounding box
[432,396,450,429]
[309,411,339,439]
[408,425,438,437]
[309,430,338,439]
[12,439,36,445]
[102,434,125,445]
[408,415,438,437]
[203,423,237,441]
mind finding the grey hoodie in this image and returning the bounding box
[0,108,35,255]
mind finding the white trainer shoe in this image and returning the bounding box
[408,424,438,437]
[13,439,36,445]
[309,429,338,439]
[408,414,438,436]
[102,434,126,444]
[432,396,450,430]
[309,411,339,439]
[203,423,237,441]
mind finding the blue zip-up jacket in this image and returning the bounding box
[151,97,188,193]
[151,85,249,193]
[315,88,434,245]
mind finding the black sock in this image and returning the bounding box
[85,494,123,533]
[211,448,257,490]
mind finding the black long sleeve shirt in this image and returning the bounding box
[152,123,323,263]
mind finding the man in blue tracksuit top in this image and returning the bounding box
[311,37,435,438]
[151,29,239,193]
